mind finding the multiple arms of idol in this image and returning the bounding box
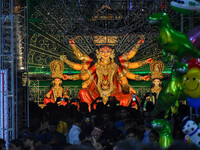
[60,37,153,89]
[119,37,153,81]
[60,39,95,88]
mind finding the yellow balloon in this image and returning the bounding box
[183,68,200,98]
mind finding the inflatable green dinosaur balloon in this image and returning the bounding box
[148,12,200,62]
[152,119,173,148]
[148,13,191,116]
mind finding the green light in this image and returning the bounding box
[25,70,81,74]
[130,70,171,74]
[25,70,171,75]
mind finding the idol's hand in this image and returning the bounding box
[82,82,88,89]
[46,93,51,98]
[69,39,75,47]
[146,58,154,64]
[57,101,61,106]
[130,87,136,94]
[63,95,69,99]
[63,75,68,80]
[143,75,150,81]
[60,55,67,62]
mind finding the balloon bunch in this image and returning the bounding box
[148,12,200,116]
[183,59,200,116]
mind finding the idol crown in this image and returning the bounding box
[50,60,64,79]
[93,36,118,46]
[150,60,164,79]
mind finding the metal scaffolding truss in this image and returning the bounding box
[0,0,17,148]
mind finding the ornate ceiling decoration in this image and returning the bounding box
[28,0,180,74]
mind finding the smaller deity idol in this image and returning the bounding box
[43,60,69,106]
[150,60,164,100]
[150,78,163,100]
[143,60,164,110]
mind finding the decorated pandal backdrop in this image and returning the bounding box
[27,0,176,105]
[25,0,200,114]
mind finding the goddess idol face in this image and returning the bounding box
[153,78,161,87]
[53,78,62,86]
[99,46,113,60]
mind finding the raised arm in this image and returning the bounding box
[46,89,53,98]
[60,55,83,70]
[63,74,81,81]
[123,69,150,81]
[119,36,144,61]
[69,39,93,62]
[121,58,153,69]
[62,64,96,81]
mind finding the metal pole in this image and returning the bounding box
[15,14,18,139]
[26,0,30,127]
[0,0,2,70]
[10,0,16,140]
[188,15,193,32]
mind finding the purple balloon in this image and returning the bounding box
[187,26,200,51]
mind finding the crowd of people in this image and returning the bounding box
[1,97,200,150]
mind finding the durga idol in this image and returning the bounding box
[60,37,153,109]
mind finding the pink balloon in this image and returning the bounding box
[187,26,200,51]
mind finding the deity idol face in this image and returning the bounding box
[153,79,161,87]
[53,78,62,86]
[99,46,113,60]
